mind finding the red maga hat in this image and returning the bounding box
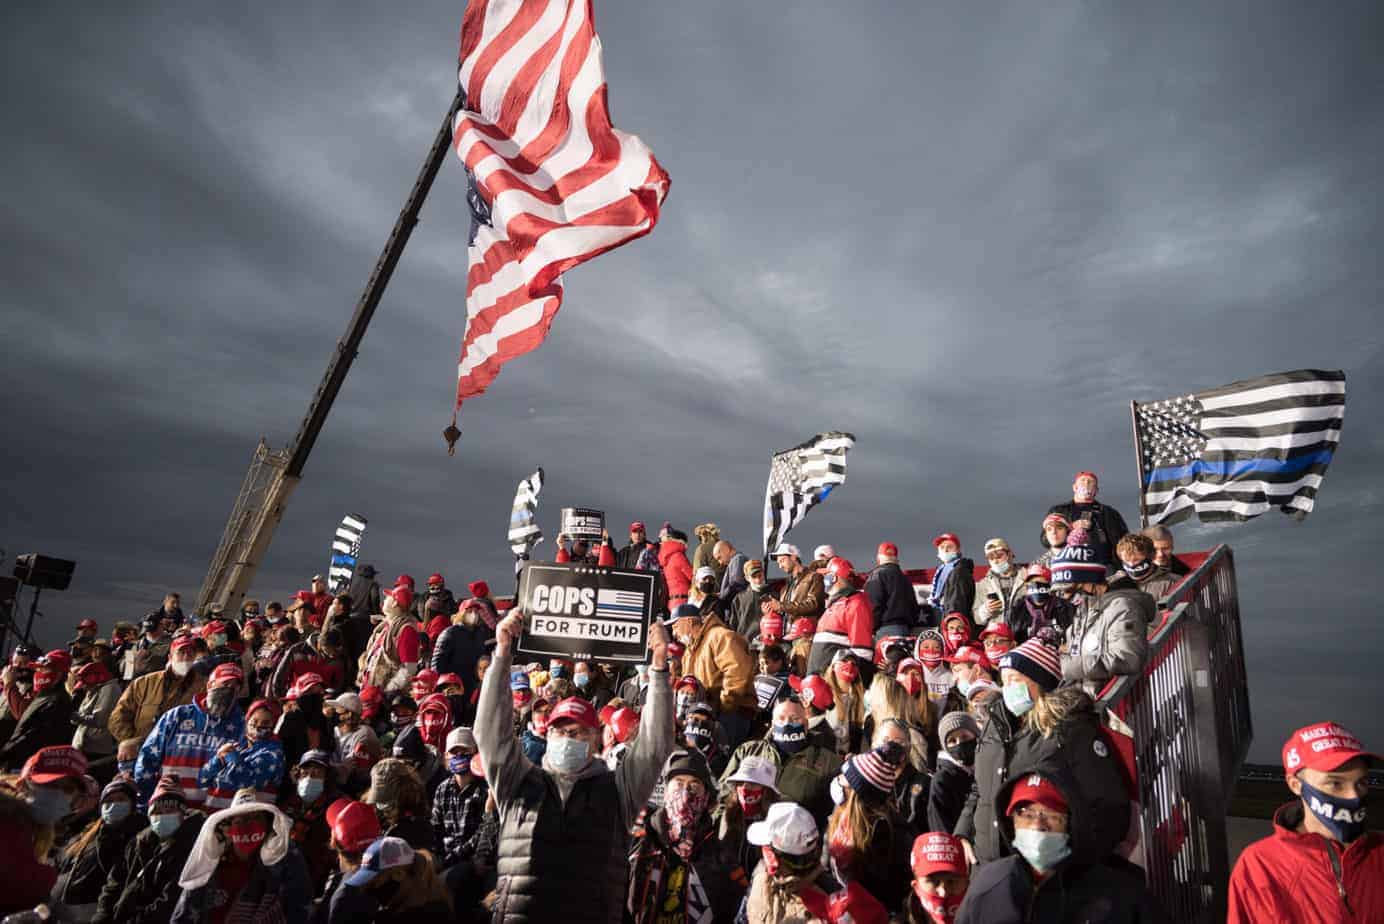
[548,696,599,730]
[286,672,326,700]
[788,674,834,712]
[1006,773,1068,816]
[910,831,968,878]
[877,541,899,559]
[1282,722,1379,774]
[944,645,992,669]
[933,533,961,548]
[332,800,382,853]
[23,745,88,784]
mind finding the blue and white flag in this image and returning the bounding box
[328,514,367,593]
[1134,369,1345,525]
[509,468,545,557]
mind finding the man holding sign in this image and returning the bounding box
[474,606,672,923]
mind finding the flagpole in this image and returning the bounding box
[1130,400,1150,529]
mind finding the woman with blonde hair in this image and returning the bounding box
[346,835,454,922]
[863,670,932,771]
[825,740,915,908]
[821,651,866,754]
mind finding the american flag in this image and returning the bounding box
[762,432,856,558]
[1134,369,1346,525]
[508,468,545,556]
[452,0,670,409]
[328,514,367,593]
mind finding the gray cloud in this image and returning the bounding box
[2,0,1382,760]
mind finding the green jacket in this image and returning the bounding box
[719,736,841,826]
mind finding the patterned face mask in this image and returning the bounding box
[662,777,709,857]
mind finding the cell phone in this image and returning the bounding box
[987,592,1001,602]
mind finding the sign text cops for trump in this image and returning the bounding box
[559,506,606,542]
[516,563,655,663]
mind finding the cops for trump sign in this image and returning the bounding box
[516,563,655,663]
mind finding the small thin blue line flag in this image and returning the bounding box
[762,431,856,558]
[508,468,545,557]
[1134,369,1345,525]
[328,514,367,594]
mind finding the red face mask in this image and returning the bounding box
[737,784,766,817]
[945,629,967,645]
[918,648,943,668]
[419,709,449,749]
[226,816,270,861]
[916,882,966,922]
[512,692,532,710]
[984,642,1011,659]
[900,672,924,696]
[832,662,858,684]
[33,667,60,693]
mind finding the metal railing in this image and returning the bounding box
[1097,544,1250,923]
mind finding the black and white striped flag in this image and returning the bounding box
[1134,369,1345,525]
[508,468,545,557]
[762,431,856,558]
[328,514,367,593]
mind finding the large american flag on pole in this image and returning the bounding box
[762,432,856,559]
[452,0,670,409]
[1133,369,1346,525]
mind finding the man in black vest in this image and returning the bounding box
[475,608,673,923]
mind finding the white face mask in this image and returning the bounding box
[990,559,1012,575]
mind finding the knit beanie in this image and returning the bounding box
[841,740,905,801]
[997,638,1062,692]
[937,710,981,744]
[1049,531,1107,586]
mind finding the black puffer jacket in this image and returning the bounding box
[865,562,921,632]
[1041,500,1130,566]
[56,814,149,908]
[94,813,206,924]
[431,622,496,695]
[927,756,971,835]
[1006,595,1076,644]
[0,685,74,771]
[827,810,917,911]
[929,557,976,624]
[954,694,1019,859]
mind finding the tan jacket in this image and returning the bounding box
[683,615,756,714]
[778,568,825,621]
[743,863,828,924]
[359,615,419,692]
[107,666,205,743]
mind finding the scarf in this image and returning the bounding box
[664,787,710,859]
[929,558,959,609]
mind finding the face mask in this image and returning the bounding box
[833,662,858,684]
[170,659,192,677]
[990,559,1012,576]
[737,786,765,816]
[1123,559,1154,580]
[635,664,649,679]
[946,739,978,765]
[28,787,72,824]
[226,817,270,861]
[1012,828,1071,871]
[1298,778,1368,843]
[938,550,959,564]
[829,775,847,806]
[900,673,923,696]
[118,758,136,777]
[946,629,967,645]
[573,673,590,688]
[206,687,236,717]
[919,650,943,669]
[447,754,472,775]
[1026,587,1051,604]
[1003,681,1035,716]
[1074,485,1097,503]
[297,776,325,802]
[956,676,972,698]
[823,573,836,590]
[102,801,132,825]
[546,735,591,774]
[917,885,965,922]
[684,723,714,753]
[550,665,569,680]
[771,722,809,754]
[209,634,228,648]
[149,811,183,839]
[392,715,414,729]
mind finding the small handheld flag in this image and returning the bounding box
[508,468,545,557]
[328,514,368,594]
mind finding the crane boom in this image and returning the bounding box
[195,89,463,616]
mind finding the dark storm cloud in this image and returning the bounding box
[2,1,1381,758]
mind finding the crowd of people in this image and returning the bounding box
[0,470,1378,922]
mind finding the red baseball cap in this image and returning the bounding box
[1282,722,1379,775]
[877,541,899,559]
[673,675,701,693]
[759,611,784,644]
[933,533,961,548]
[22,745,88,784]
[171,633,200,653]
[359,685,384,704]
[436,672,464,688]
[788,674,834,712]
[630,521,646,532]
[427,573,445,586]
[208,663,244,688]
[945,645,992,669]
[76,619,98,631]
[286,672,326,700]
[201,620,228,639]
[910,832,968,877]
[979,623,1015,642]
[1006,773,1069,815]
[784,618,816,642]
[1074,470,1099,484]
[332,800,382,853]
[43,650,73,674]
[609,706,640,743]
[548,696,599,730]
[326,796,354,829]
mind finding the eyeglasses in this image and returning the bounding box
[1013,806,1068,829]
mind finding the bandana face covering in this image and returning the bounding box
[663,778,709,858]
[833,661,858,684]
[917,884,965,922]
[226,815,270,861]
[899,672,923,696]
[737,784,766,817]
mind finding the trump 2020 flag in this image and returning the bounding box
[1134,369,1345,525]
[451,0,670,411]
[763,432,856,558]
[508,468,545,556]
[328,514,367,593]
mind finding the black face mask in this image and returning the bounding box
[371,877,402,905]
[684,723,715,754]
[297,693,324,716]
[946,739,977,765]
[1123,559,1154,579]
[772,722,809,755]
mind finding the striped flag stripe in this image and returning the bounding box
[508,468,545,555]
[326,514,367,593]
[762,431,856,558]
[453,0,668,408]
[1136,369,1345,525]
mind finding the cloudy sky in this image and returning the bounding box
[3,2,1381,760]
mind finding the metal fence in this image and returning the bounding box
[1097,544,1251,922]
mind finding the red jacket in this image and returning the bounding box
[1228,801,1384,924]
[658,540,693,611]
[556,542,616,567]
[813,589,875,659]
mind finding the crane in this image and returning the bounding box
[194,89,462,617]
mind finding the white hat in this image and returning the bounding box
[326,692,362,715]
[694,565,717,583]
[771,542,801,560]
[813,545,835,561]
[747,802,819,856]
[724,755,780,793]
[446,727,477,753]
